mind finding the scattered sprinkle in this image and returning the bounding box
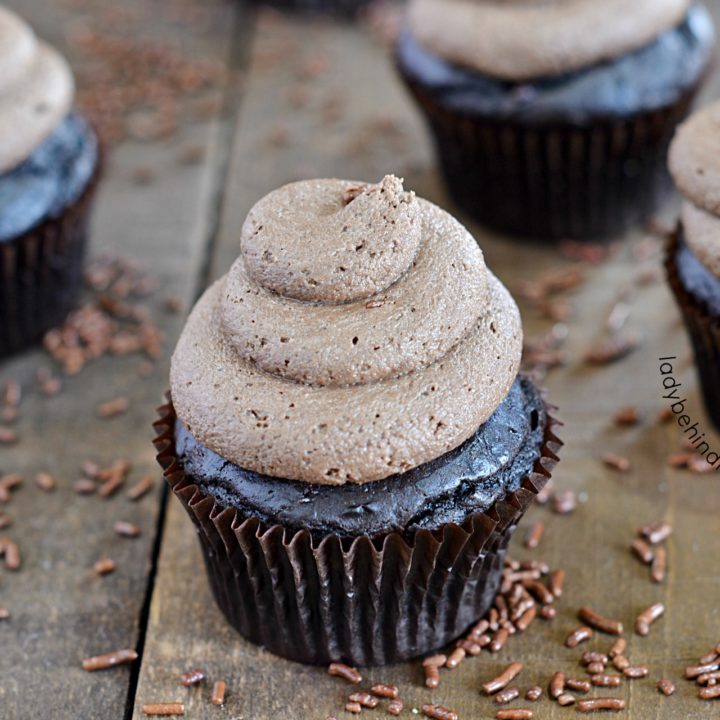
[94,558,117,576]
[141,703,185,716]
[114,521,141,538]
[97,397,130,419]
[211,680,226,706]
[82,648,138,671]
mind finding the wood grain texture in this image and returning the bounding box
[134,7,720,720]
[0,0,240,717]
[2,2,720,719]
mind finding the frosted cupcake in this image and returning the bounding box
[0,6,101,356]
[155,175,561,665]
[397,1,714,240]
[668,103,720,430]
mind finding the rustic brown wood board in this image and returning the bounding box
[1,2,719,719]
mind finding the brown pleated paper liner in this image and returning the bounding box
[0,148,102,358]
[397,60,700,241]
[666,229,720,432]
[154,394,562,666]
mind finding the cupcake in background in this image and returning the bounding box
[396,1,715,241]
[667,103,720,431]
[155,175,561,666]
[0,5,101,357]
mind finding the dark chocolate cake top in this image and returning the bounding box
[676,235,720,314]
[175,375,546,538]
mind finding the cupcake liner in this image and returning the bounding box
[398,64,699,240]
[666,230,720,431]
[154,392,561,666]
[0,153,102,358]
[249,0,371,17]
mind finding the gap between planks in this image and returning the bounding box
[122,5,254,720]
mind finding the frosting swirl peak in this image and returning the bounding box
[241,175,421,303]
[171,177,522,485]
[0,5,74,173]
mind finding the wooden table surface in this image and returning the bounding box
[1,2,720,719]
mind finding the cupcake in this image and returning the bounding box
[155,175,561,666]
[667,102,720,431]
[0,6,101,357]
[396,1,715,240]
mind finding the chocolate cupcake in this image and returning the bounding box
[0,6,101,357]
[396,1,715,240]
[155,175,561,665]
[667,103,720,430]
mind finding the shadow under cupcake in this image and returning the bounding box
[396,0,715,241]
[155,175,561,666]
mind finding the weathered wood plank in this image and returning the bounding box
[135,7,720,720]
[0,0,240,717]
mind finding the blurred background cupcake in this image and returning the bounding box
[0,5,101,357]
[396,0,715,241]
[667,102,720,430]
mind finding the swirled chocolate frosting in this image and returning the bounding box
[171,176,522,485]
[0,5,74,173]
